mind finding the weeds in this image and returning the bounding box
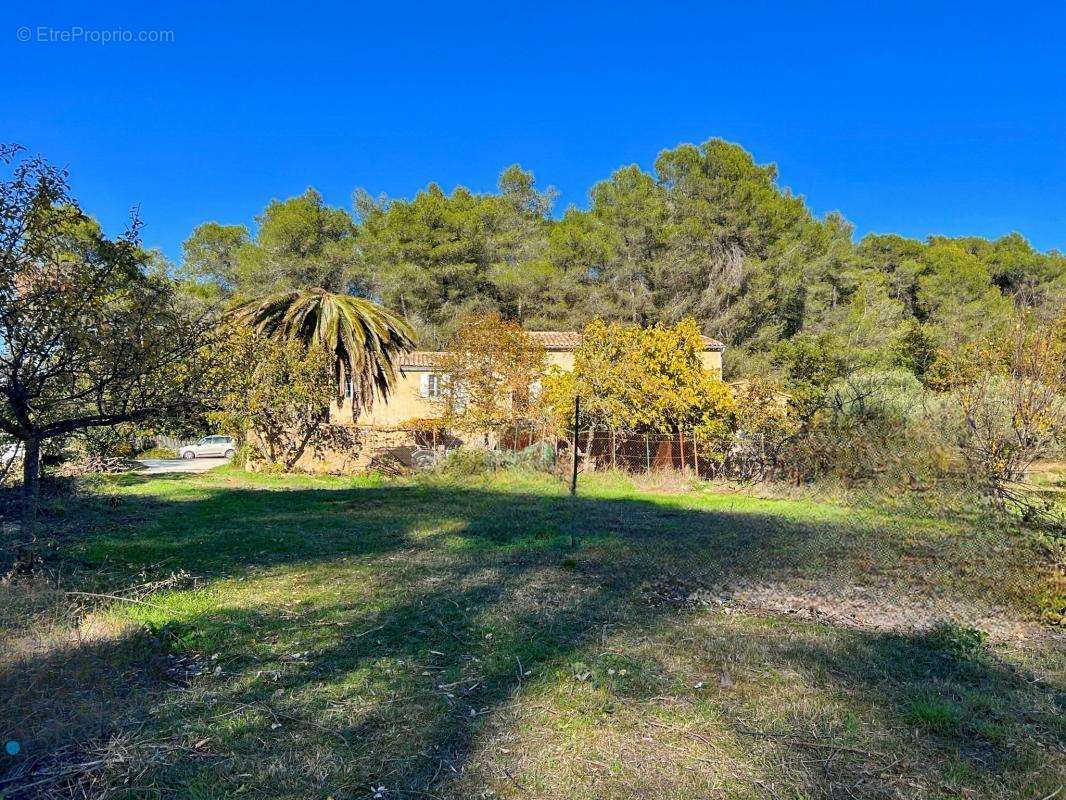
[927,622,989,656]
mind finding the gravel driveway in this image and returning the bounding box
[137,457,231,475]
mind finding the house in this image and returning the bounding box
[328,330,725,430]
[298,329,725,472]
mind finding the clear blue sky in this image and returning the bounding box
[5,1,1065,260]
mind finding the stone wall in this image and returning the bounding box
[293,426,422,474]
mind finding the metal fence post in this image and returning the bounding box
[570,396,580,496]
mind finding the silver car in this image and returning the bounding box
[179,436,236,460]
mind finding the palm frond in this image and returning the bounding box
[230,288,415,408]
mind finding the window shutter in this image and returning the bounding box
[419,373,430,397]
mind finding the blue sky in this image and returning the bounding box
[4,1,1065,260]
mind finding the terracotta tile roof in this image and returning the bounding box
[397,351,445,369]
[526,330,584,349]
[399,329,725,368]
[528,330,725,351]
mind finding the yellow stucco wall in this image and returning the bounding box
[548,348,720,376]
[699,349,723,378]
[545,350,574,371]
[330,369,441,427]
[332,346,724,427]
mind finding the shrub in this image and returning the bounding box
[434,448,494,477]
[729,378,797,480]
[768,369,936,486]
[927,622,988,656]
[431,442,558,478]
[926,315,1066,515]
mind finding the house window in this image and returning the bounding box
[422,373,442,399]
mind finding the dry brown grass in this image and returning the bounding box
[0,580,172,798]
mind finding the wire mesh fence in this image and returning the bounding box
[353,417,1064,535]
[356,423,794,485]
[151,435,195,452]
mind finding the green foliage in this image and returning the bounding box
[238,189,359,295]
[0,145,213,537]
[208,326,337,470]
[182,138,1066,376]
[772,335,847,394]
[180,221,250,291]
[230,288,415,409]
[182,189,360,299]
[136,446,177,459]
[434,447,494,477]
[436,314,546,437]
[430,442,557,478]
[75,423,153,459]
[895,321,939,377]
[927,622,989,656]
[355,167,558,344]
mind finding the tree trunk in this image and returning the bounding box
[21,436,40,537]
[584,423,595,470]
[692,428,700,476]
[16,436,42,571]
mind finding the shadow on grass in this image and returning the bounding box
[0,621,172,798]
[2,476,1061,798]
[54,481,1025,595]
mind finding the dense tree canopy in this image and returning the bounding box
[182,137,1066,376]
[183,189,360,299]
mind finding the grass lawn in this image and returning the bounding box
[1,467,1063,799]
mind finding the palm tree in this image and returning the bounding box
[231,289,415,408]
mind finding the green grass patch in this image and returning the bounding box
[906,693,965,733]
[1,468,1062,799]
